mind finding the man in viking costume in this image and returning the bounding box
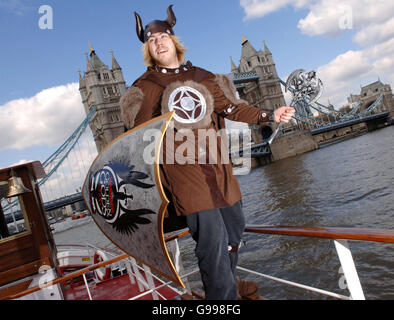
[120,5,295,300]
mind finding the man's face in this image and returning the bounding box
[148,32,179,68]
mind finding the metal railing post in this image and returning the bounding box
[82,273,93,300]
[334,239,365,300]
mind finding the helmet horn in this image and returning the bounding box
[134,11,145,43]
[166,5,176,27]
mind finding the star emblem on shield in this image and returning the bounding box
[168,86,207,124]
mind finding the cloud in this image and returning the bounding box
[353,16,394,46]
[366,37,394,60]
[240,0,313,20]
[297,1,353,36]
[240,0,394,107]
[0,83,86,151]
[240,0,290,20]
[241,0,394,36]
[316,44,394,106]
[0,83,99,201]
[298,0,394,39]
[0,0,31,15]
[318,50,372,84]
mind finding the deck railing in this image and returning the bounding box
[1,241,190,300]
[2,226,394,300]
[242,225,394,300]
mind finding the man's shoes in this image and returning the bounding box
[236,279,258,299]
[180,293,194,300]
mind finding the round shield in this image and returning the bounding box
[168,86,207,124]
[82,111,185,288]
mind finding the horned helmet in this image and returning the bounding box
[134,5,177,43]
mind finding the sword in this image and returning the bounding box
[267,69,323,145]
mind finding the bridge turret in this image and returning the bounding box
[110,49,127,97]
[230,56,238,73]
[263,40,272,56]
[230,38,286,144]
[240,36,260,70]
[79,45,127,152]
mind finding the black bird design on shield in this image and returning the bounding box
[89,162,156,235]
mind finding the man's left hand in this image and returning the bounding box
[273,106,295,123]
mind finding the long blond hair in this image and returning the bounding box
[142,34,187,67]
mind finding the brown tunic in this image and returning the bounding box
[120,62,271,216]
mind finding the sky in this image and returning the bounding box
[1,0,394,170]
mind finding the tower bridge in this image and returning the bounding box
[2,39,393,229]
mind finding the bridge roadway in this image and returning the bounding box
[230,142,271,158]
[5,192,83,223]
[44,192,83,212]
[5,112,391,223]
[231,110,391,158]
[310,111,390,135]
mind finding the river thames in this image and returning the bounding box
[54,125,394,299]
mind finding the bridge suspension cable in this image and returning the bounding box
[39,106,97,186]
[2,106,98,216]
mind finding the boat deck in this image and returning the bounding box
[64,272,180,300]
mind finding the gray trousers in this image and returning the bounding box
[186,201,245,300]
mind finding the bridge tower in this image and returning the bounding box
[347,80,394,118]
[79,45,126,152]
[231,38,286,143]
